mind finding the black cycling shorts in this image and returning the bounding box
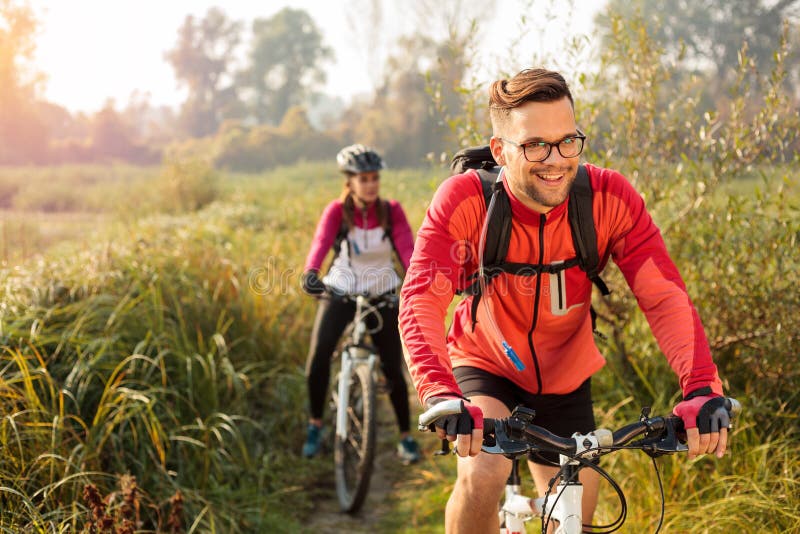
[453,366,596,466]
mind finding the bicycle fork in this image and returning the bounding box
[501,458,583,534]
[501,458,534,534]
[335,347,376,439]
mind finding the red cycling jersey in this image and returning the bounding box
[399,164,723,404]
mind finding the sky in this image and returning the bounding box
[31,1,606,114]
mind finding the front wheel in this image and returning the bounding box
[333,362,376,513]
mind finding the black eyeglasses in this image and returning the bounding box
[501,129,586,162]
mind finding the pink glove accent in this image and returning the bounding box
[673,394,722,431]
[464,402,484,431]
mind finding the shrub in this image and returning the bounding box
[158,158,219,213]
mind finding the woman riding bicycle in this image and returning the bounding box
[300,144,420,464]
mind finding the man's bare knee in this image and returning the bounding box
[446,455,508,534]
[453,454,508,506]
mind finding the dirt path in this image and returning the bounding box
[303,397,407,534]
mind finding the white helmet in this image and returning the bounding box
[336,144,385,173]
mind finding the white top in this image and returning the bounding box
[323,225,400,296]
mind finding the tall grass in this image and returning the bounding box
[0,162,436,531]
[0,165,162,213]
[0,155,797,531]
[0,160,223,264]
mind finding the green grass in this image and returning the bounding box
[0,161,438,531]
[0,161,797,532]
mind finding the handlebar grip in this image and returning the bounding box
[725,397,742,419]
[417,399,464,431]
[482,418,496,437]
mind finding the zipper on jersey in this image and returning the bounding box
[528,213,546,394]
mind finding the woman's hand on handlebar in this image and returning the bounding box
[422,396,484,457]
[301,270,326,296]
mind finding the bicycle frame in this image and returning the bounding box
[330,291,396,513]
[499,458,589,534]
[335,294,379,439]
[335,351,377,439]
[499,458,534,534]
[494,435,607,532]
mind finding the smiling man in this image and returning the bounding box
[399,68,729,533]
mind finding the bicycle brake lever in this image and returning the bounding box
[635,417,689,457]
[434,439,451,456]
[481,419,530,456]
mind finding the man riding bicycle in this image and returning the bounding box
[398,68,731,532]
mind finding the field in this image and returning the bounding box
[0,161,797,532]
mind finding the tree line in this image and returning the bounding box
[0,0,798,170]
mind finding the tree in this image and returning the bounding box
[165,7,243,137]
[239,8,332,125]
[598,0,800,92]
[344,0,388,91]
[335,0,496,166]
[0,0,48,163]
[90,100,135,160]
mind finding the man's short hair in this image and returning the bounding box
[489,68,574,136]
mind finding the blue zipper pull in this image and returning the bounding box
[502,341,525,371]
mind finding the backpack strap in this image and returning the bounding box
[567,165,610,296]
[334,216,350,263]
[466,168,511,330]
[462,258,581,293]
[382,199,393,240]
[465,164,610,332]
[476,168,511,266]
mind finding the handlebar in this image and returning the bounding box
[322,287,398,341]
[419,397,741,460]
[322,286,398,307]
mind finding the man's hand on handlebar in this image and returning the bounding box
[425,396,484,457]
[673,394,731,460]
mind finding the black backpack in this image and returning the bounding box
[450,145,610,329]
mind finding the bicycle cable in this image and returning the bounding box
[362,300,384,335]
[539,445,670,534]
[652,456,666,534]
[541,451,628,534]
[354,296,390,336]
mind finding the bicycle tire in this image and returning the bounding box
[334,362,376,513]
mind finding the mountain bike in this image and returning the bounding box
[419,397,741,533]
[327,290,397,513]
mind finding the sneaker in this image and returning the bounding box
[397,436,420,464]
[302,424,322,458]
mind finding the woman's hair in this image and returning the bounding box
[488,68,573,135]
[339,176,389,232]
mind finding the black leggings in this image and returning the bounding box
[305,295,411,433]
